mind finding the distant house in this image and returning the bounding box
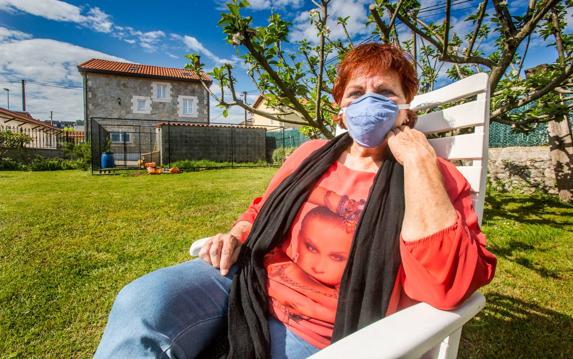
[0,107,60,149]
[248,95,304,129]
[77,59,212,166]
[77,59,212,133]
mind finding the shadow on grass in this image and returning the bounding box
[460,293,573,358]
[484,192,572,279]
[484,191,573,229]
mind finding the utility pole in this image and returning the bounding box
[21,80,26,111]
[243,91,248,125]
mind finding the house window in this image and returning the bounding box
[131,96,151,114]
[183,98,193,115]
[152,82,171,102]
[137,99,146,112]
[178,95,198,118]
[156,84,167,99]
[110,132,131,143]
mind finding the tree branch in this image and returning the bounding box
[369,4,391,43]
[442,0,451,58]
[491,64,573,119]
[241,34,322,130]
[514,0,559,44]
[492,0,517,38]
[387,7,495,68]
[388,0,405,32]
[489,0,560,90]
[516,34,531,78]
[315,0,327,129]
[465,0,488,58]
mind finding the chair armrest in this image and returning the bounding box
[189,237,212,257]
[309,292,485,359]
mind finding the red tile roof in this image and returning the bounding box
[0,107,59,130]
[77,58,212,83]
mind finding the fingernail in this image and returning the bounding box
[221,269,227,276]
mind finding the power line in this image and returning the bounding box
[0,78,82,89]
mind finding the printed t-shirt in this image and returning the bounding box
[263,160,376,348]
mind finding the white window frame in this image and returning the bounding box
[110,132,132,144]
[151,82,171,103]
[177,95,198,118]
[131,96,151,114]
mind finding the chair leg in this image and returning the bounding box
[437,328,462,359]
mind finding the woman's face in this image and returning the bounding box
[339,70,408,129]
[297,213,353,286]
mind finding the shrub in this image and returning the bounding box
[0,157,22,170]
[170,159,267,171]
[63,142,91,170]
[272,147,296,164]
[28,157,81,171]
[0,130,32,157]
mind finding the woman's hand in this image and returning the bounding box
[199,232,242,276]
[386,125,436,166]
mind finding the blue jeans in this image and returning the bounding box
[94,259,320,358]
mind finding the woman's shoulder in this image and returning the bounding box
[295,139,329,154]
[284,139,329,165]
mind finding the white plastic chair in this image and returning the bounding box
[190,73,491,358]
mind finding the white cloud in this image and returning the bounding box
[182,35,233,65]
[248,0,303,10]
[289,0,372,43]
[0,28,127,121]
[0,27,31,42]
[214,0,303,11]
[0,0,167,52]
[0,0,113,33]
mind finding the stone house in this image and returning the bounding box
[77,59,211,165]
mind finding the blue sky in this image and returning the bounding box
[0,0,568,124]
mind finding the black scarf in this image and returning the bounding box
[203,132,405,358]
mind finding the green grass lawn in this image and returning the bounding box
[1,170,571,358]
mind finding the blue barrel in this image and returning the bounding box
[101,152,115,169]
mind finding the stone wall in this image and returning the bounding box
[160,125,267,164]
[85,73,209,123]
[487,146,556,194]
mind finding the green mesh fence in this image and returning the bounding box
[489,114,573,148]
[489,122,549,147]
[266,128,309,149]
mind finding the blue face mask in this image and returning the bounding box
[340,93,410,148]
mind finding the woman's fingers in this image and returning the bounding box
[220,235,240,276]
[209,235,223,268]
[199,237,213,264]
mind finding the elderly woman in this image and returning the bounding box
[94,43,496,359]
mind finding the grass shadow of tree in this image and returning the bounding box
[483,192,572,278]
[484,191,573,229]
[459,293,573,358]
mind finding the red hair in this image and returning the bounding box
[332,43,419,104]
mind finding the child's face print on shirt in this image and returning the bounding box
[296,206,354,286]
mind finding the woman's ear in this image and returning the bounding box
[335,113,347,130]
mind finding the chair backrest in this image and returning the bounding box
[336,73,490,225]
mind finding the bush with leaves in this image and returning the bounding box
[271,147,296,164]
[0,131,32,157]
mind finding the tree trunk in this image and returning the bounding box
[547,9,573,203]
[547,107,573,203]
